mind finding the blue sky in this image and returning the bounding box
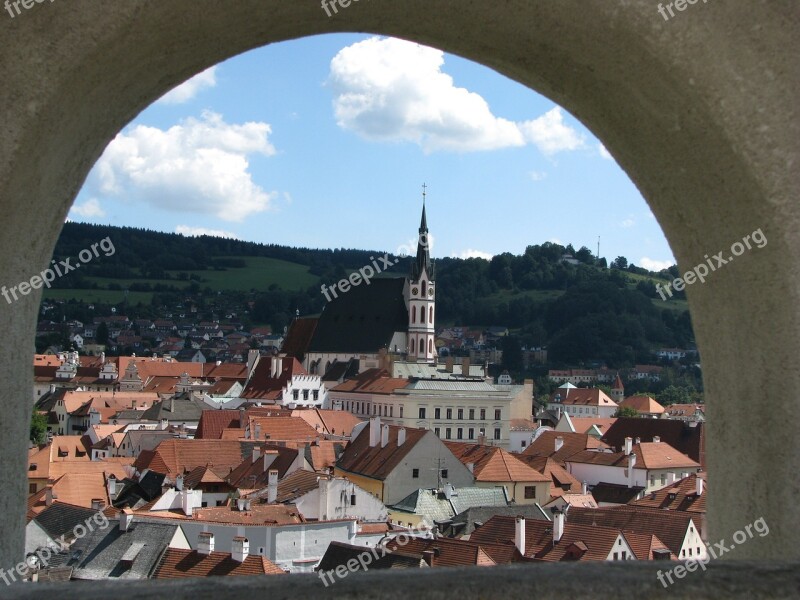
[69,33,675,270]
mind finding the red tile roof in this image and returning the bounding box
[444,442,549,483]
[630,473,706,513]
[620,395,665,414]
[195,410,241,439]
[154,548,285,578]
[132,439,245,475]
[521,431,610,463]
[330,368,409,395]
[281,317,318,358]
[292,409,365,438]
[240,357,307,400]
[336,422,427,481]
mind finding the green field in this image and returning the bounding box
[43,256,319,303]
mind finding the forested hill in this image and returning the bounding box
[47,222,692,367]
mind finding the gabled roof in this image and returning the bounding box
[630,473,706,513]
[444,442,549,483]
[316,541,421,572]
[521,431,610,463]
[240,356,306,400]
[132,439,246,475]
[515,456,583,497]
[383,536,528,567]
[275,469,322,503]
[620,395,665,414]
[440,504,550,539]
[602,417,705,466]
[281,317,318,359]
[68,518,183,580]
[549,387,618,407]
[308,277,409,353]
[336,423,427,481]
[567,505,702,555]
[33,502,99,540]
[589,482,645,505]
[292,408,364,438]
[226,446,299,488]
[154,548,285,578]
[390,486,509,523]
[182,504,303,525]
[140,394,208,422]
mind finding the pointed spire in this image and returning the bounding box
[412,184,433,281]
[613,373,624,391]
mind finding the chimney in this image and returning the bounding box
[627,453,637,488]
[445,357,454,373]
[231,536,249,563]
[369,417,381,447]
[181,489,193,516]
[176,474,184,491]
[397,428,406,447]
[170,397,175,413]
[555,436,564,453]
[514,516,526,554]
[696,476,704,497]
[91,498,104,511]
[252,447,261,461]
[107,474,118,500]
[381,424,390,448]
[653,436,661,443]
[551,508,565,543]
[239,407,246,428]
[160,418,169,430]
[318,477,330,521]
[45,487,54,507]
[247,349,259,375]
[120,508,134,532]
[197,531,214,555]
[422,549,435,567]
[461,357,470,377]
[443,483,456,499]
[634,437,641,445]
[255,423,262,441]
[267,469,278,504]
[477,431,486,446]
[100,351,106,365]
[263,450,278,471]
[624,436,632,455]
[581,481,588,495]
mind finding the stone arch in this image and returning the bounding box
[0,1,797,570]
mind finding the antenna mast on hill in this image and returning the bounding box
[597,236,601,260]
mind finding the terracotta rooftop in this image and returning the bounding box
[514,455,583,498]
[245,416,320,443]
[336,422,427,481]
[601,417,705,466]
[619,395,665,414]
[275,469,323,503]
[521,431,610,463]
[549,387,618,407]
[240,356,307,400]
[630,473,707,513]
[154,548,285,578]
[132,439,246,475]
[292,408,364,438]
[444,442,549,483]
[330,368,409,395]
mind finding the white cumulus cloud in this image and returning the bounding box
[175,226,238,239]
[328,37,584,155]
[456,249,493,260]
[640,257,674,272]
[157,66,218,105]
[69,198,105,219]
[620,217,635,228]
[529,170,547,182]
[89,111,277,222]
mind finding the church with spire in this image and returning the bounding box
[286,189,440,376]
[404,196,436,363]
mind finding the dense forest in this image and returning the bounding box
[46,222,694,369]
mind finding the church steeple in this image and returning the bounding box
[412,185,434,281]
[406,184,436,363]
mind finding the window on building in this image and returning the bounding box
[435,408,441,419]
[613,552,618,560]
[524,486,536,499]
[446,428,452,439]
[421,308,425,323]
[661,474,667,485]
[457,428,463,439]
[303,389,309,401]
[441,469,448,479]
[28,484,36,494]
[446,408,452,419]
[494,428,501,440]
[422,281,427,296]
[689,548,692,556]
[400,406,404,418]
[390,406,393,417]
[521,440,527,448]
[313,390,319,401]
[351,494,357,506]
[412,468,419,478]
[293,389,299,400]
[412,306,416,323]
[468,428,474,439]
[494,409,501,420]
[469,408,475,420]
[457,409,463,420]
[419,407,426,419]
[434,427,440,437]
[480,409,486,420]
[621,551,627,559]
[650,475,656,486]
[430,307,433,322]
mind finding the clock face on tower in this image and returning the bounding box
[412,287,418,296]
[428,288,434,296]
